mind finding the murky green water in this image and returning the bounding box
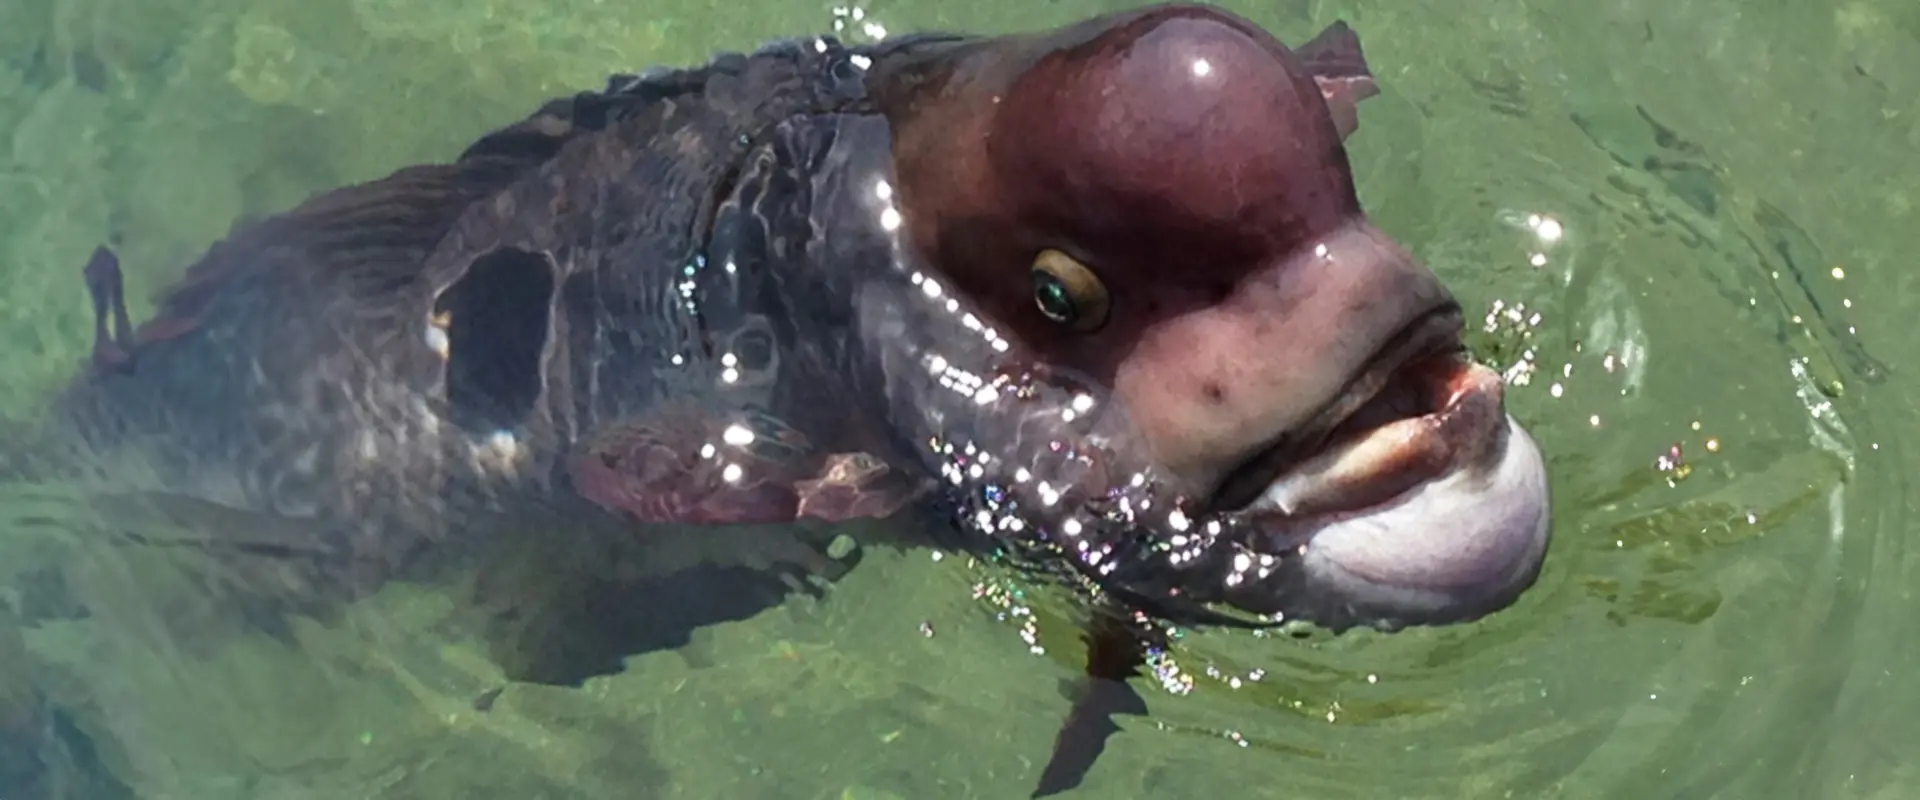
[1,0,1916,797]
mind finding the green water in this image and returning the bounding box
[1,0,1916,797]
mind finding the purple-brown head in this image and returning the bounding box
[858,4,1549,629]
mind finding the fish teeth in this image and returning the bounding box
[426,310,452,358]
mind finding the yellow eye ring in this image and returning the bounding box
[1029,249,1110,332]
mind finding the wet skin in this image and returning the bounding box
[45,4,1550,795]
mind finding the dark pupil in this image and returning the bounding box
[1032,272,1076,323]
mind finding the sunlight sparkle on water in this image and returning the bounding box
[830,5,889,42]
[1526,213,1564,242]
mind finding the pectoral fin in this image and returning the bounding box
[567,402,930,526]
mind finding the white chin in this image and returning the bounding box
[1294,416,1552,623]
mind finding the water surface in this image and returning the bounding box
[1,0,1916,797]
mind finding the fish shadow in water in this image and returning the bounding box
[452,519,870,686]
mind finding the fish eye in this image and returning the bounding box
[1029,249,1110,333]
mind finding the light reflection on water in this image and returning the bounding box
[0,0,1914,798]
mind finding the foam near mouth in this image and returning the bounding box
[1246,356,1505,521]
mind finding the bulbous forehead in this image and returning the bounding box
[992,5,1359,263]
[865,4,1375,371]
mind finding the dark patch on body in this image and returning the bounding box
[435,247,558,434]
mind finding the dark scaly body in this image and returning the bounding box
[31,7,1553,795]
[48,38,922,599]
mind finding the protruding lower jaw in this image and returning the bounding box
[1231,356,1553,625]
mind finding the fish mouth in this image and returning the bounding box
[1230,351,1505,524]
[1208,306,1468,515]
[1203,310,1552,626]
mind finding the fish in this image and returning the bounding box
[36,4,1550,793]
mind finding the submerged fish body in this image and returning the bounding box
[42,3,1551,793]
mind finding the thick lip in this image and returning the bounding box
[1239,352,1509,527]
[1207,304,1471,515]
